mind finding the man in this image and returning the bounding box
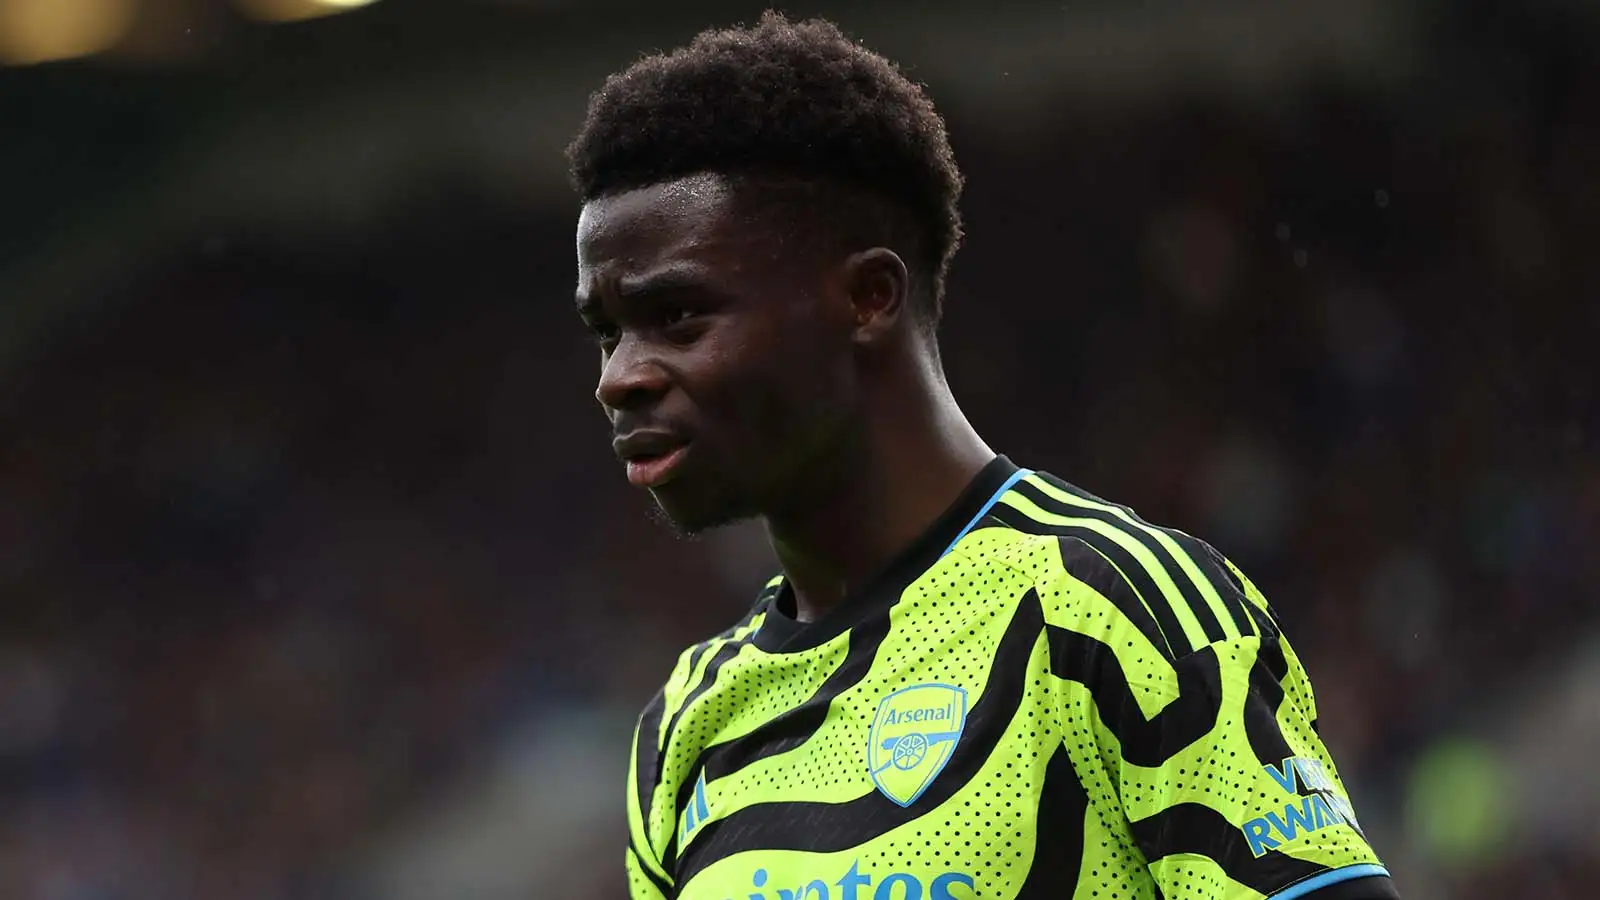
[568,12,1398,900]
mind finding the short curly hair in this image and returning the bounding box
[566,11,965,330]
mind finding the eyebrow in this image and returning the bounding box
[617,266,715,300]
[576,265,717,312]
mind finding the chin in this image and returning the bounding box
[648,485,758,538]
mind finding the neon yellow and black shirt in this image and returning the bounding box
[626,456,1397,900]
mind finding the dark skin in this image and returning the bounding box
[577,174,1399,900]
[575,173,993,622]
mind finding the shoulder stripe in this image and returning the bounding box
[675,590,1045,886]
[655,623,760,867]
[1020,476,1234,644]
[1033,474,1262,640]
[1165,534,1255,638]
[1017,477,1228,643]
[1169,528,1256,638]
[660,615,764,748]
[661,625,758,750]
[1217,550,1285,638]
[659,642,713,747]
[1049,535,1177,662]
[992,494,1200,655]
[629,696,672,888]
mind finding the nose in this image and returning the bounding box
[595,334,669,413]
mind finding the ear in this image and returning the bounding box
[843,247,910,346]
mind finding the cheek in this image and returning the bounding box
[728,352,852,451]
[710,359,799,440]
[690,309,851,449]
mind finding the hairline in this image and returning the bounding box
[584,168,941,307]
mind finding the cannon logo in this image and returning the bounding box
[868,683,968,807]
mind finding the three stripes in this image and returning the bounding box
[991,473,1266,660]
[631,470,1279,894]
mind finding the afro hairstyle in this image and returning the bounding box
[566,11,965,329]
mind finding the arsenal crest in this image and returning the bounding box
[867,683,969,807]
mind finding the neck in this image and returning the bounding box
[765,356,993,623]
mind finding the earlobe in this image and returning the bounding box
[846,247,910,345]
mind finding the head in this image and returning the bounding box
[568,12,964,534]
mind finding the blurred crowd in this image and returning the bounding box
[2,21,1596,900]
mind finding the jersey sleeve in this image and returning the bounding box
[1041,536,1397,900]
[626,695,675,900]
[622,597,775,900]
[626,844,670,900]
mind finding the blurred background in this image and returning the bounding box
[1,0,1596,897]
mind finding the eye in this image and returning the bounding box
[586,319,620,349]
[658,306,709,344]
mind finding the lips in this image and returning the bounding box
[624,444,690,488]
[612,430,691,488]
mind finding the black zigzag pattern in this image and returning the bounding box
[673,608,894,840]
[1128,802,1329,893]
[1243,634,1298,769]
[1046,626,1224,768]
[674,591,1045,886]
[1013,744,1090,898]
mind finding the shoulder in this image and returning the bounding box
[980,469,1275,661]
[640,575,779,720]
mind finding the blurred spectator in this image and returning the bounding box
[0,2,1594,897]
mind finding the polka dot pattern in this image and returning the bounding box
[635,525,1385,900]
[626,848,668,900]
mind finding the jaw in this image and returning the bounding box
[644,464,763,537]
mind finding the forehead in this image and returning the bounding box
[576,175,762,294]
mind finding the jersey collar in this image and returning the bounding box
[752,454,1022,653]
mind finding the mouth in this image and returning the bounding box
[613,430,692,489]
[624,444,691,488]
